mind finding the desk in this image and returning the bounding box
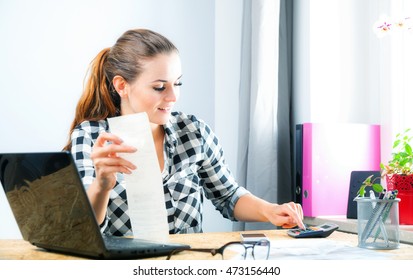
[1,229,413,260]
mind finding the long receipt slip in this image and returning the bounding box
[108,113,169,242]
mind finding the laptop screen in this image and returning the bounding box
[0,152,106,256]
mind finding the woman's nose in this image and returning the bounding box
[165,87,178,102]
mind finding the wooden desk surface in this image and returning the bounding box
[1,229,413,260]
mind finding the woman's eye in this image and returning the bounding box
[153,86,166,92]
[153,81,182,92]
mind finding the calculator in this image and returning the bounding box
[287,223,339,238]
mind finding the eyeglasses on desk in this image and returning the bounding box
[166,239,270,260]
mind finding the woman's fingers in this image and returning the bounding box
[91,132,138,190]
[93,156,137,174]
[94,131,124,147]
[282,202,306,229]
[92,143,137,159]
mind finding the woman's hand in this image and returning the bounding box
[90,132,137,191]
[234,194,306,229]
[264,201,305,229]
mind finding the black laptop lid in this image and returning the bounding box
[0,151,190,259]
[0,151,107,257]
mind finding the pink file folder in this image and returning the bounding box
[302,123,381,217]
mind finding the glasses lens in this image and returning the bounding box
[253,242,270,260]
[223,244,247,260]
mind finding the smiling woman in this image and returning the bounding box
[62,28,305,238]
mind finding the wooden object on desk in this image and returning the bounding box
[1,229,413,260]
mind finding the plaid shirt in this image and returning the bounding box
[70,111,249,236]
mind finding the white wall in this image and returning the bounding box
[212,0,243,232]
[0,0,243,238]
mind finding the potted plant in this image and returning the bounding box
[382,128,413,176]
[357,128,413,225]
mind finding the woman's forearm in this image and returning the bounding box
[233,194,272,222]
[86,180,111,224]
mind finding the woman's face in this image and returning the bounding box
[121,51,182,126]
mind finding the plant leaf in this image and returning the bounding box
[372,183,384,193]
[393,139,401,149]
[358,185,366,197]
[363,175,374,184]
[406,143,412,155]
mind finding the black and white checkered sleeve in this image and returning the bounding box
[197,121,250,221]
[70,121,106,190]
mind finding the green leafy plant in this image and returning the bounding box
[357,128,413,197]
[357,174,384,197]
[382,128,413,176]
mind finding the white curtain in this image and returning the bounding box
[235,0,284,231]
[294,0,413,171]
[377,0,413,163]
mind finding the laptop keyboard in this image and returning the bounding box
[103,236,167,249]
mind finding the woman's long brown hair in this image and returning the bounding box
[63,29,178,151]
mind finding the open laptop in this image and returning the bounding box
[0,151,189,259]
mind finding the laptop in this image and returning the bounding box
[0,151,189,259]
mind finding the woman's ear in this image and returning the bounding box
[112,75,128,98]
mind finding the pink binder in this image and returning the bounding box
[302,123,381,217]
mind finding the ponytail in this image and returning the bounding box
[63,48,120,151]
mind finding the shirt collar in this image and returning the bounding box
[163,115,178,156]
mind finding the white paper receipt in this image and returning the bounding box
[108,112,169,242]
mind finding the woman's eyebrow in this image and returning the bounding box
[151,75,183,83]
[152,79,168,83]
